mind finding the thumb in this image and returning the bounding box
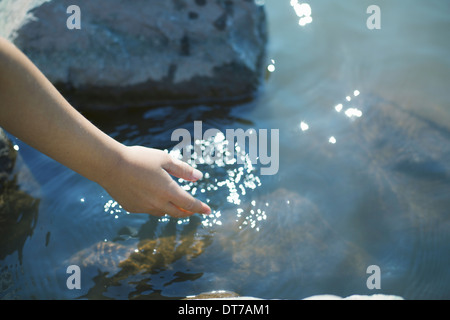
[164,157,203,182]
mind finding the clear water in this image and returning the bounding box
[2,0,450,299]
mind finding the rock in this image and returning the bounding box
[64,217,213,298]
[64,189,371,299]
[0,129,40,263]
[0,128,16,187]
[209,188,372,294]
[184,290,241,300]
[0,0,268,109]
[303,294,404,300]
[66,240,137,275]
[184,291,404,300]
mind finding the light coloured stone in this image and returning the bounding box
[0,0,267,109]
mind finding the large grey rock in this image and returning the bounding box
[0,0,267,109]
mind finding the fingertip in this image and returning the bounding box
[200,203,212,215]
[167,157,203,182]
[192,169,203,181]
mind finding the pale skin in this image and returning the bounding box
[0,37,211,218]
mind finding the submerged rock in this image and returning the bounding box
[64,217,213,299]
[0,129,40,263]
[64,188,371,299]
[185,291,404,300]
[0,128,15,187]
[0,0,267,109]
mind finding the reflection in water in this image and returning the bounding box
[290,0,312,26]
[104,199,127,220]
[345,108,363,119]
[335,90,363,118]
[267,59,276,73]
[168,131,263,230]
[329,90,365,144]
[300,121,309,132]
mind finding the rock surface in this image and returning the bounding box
[0,128,16,187]
[185,291,404,300]
[0,129,40,263]
[64,189,372,299]
[0,0,267,109]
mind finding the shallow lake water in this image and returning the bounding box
[1,0,450,299]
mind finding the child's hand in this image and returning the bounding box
[101,146,211,218]
[1,37,210,219]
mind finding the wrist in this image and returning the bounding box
[89,139,128,189]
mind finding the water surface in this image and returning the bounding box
[1,0,450,299]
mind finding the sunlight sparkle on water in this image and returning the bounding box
[169,132,263,230]
[103,199,127,216]
[267,59,276,73]
[290,1,312,26]
[99,131,265,231]
[300,121,309,131]
[345,108,363,118]
[330,89,364,143]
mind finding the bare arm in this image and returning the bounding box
[0,37,211,218]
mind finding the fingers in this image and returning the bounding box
[157,154,212,218]
[163,201,210,219]
[163,156,203,182]
[168,181,211,215]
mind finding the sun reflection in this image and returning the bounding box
[100,129,264,231]
[290,0,313,26]
[267,59,276,73]
[328,89,365,144]
[168,132,263,230]
[334,89,364,119]
[345,108,363,118]
[103,199,127,215]
[300,121,309,131]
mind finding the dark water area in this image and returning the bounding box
[2,0,450,300]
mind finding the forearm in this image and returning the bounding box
[0,37,124,184]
